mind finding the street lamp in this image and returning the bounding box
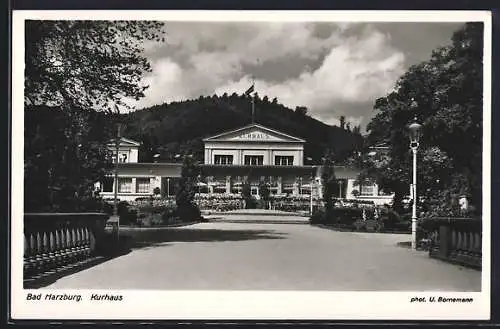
[408,115,422,250]
[339,180,343,199]
[309,175,314,215]
[113,122,123,242]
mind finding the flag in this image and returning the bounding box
[245,84,255,96]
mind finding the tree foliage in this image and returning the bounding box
[24,106,114,212]
[25,20,165,111]
[321,151,338,213]
[175,155,201,209]
[24,21,165,212]
[258,180,271,209]
[363,23,483,216]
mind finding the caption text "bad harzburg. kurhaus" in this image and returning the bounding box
[26,293,123,302]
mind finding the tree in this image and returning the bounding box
[258,180,271,209]
[241,182,253,209]
[352,125,361,135]
[24,106,114,212]
[24,21,165,211]
[295,106,308,116]
[339,116,346,130]
[25,20,165,111]
[175,155,201,221]
[321,151,338,214]
[363,23,483,216]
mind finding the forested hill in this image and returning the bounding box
[122,93,364,164]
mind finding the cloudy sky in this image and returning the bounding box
[132,21,463,130]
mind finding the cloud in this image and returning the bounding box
[213,25,405,125]
[129,22,459,129]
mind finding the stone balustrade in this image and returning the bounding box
[426,217,482,269]
[24,213,109,279]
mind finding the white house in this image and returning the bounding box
[97,123,393,205]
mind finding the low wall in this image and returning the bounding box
[24,213,109,279]
[424,217,482,269]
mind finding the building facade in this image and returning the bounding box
[97,123,393,205]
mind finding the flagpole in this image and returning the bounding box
[251,94,255,123]
[251,76,255,123]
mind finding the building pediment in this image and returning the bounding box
[203,124,305,143]
[107,137,141,148]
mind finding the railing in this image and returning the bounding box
[425,217,482,269]
[24,213,109,279]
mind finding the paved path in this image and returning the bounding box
[46,220,481,291]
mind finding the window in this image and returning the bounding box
[102,177,114,192]
[275,156,294,166]
[214,155,233,165]
[119,153,128,163]
[118,178,132,193]
[136,178,150,193]
[244,155,264,166]
[360,184,374,196]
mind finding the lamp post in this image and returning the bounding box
[408,115,422,250]
[339,180,343,200]
[310,175,314,215]
[113,123,123,242]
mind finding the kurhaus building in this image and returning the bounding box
[97,123,393,205]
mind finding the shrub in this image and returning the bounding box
[379,208,402,230]
[102,202,114,215]
[245,196,258,209]
[309,209,326,224]
[120,207,138,225]
[117,201,130,216]
[162,203,178,222]
[330,207,363,225]
[177,203,201,222]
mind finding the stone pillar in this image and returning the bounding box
[346,179,355,199]
[372,183,379,196]
[277,176,282,194]
[131,178,137,193]
[207,176,214,194]
[316,177,323,200]
[225,176,231,194]
[293,177,299,196]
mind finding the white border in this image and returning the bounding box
[11,10,492,320]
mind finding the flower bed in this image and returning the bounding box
[310,205,410,233]
[194,195,244,212]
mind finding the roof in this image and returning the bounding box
[107,137,141,147]
[203,123,306,143]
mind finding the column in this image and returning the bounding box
[346,179,355,199]
[204,149,210,164]
[277,176,282,194]
[208,176,214,194]
[293,177,299,196]
[316,177,323,200]
[225,176,231,194]
[131,178,137,193]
